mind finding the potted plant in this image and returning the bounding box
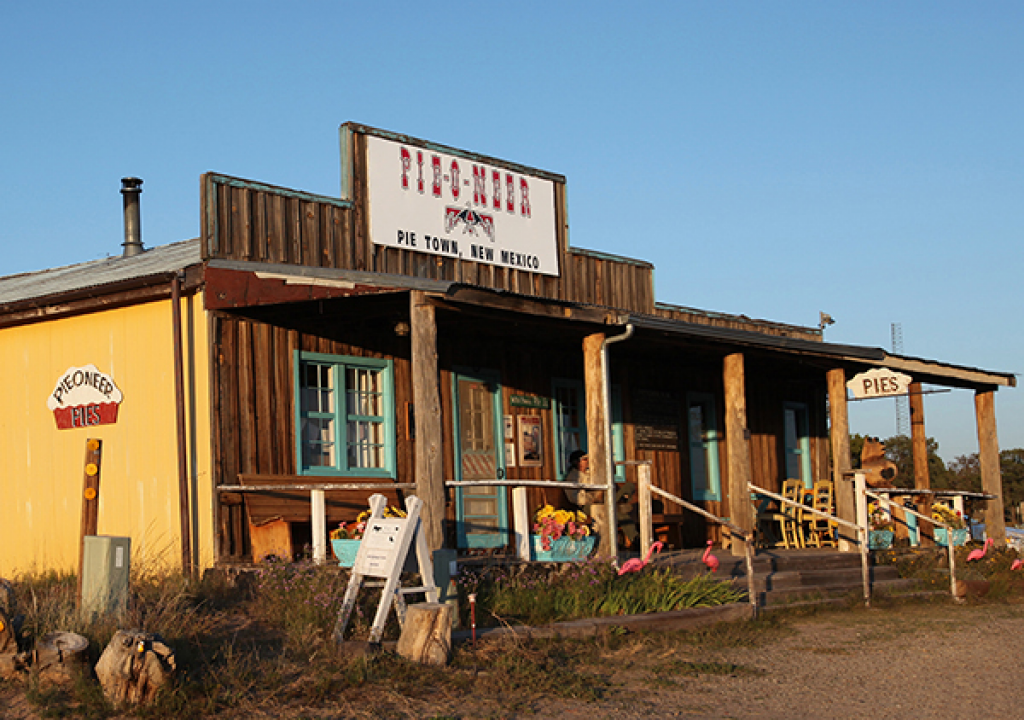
[868,503,895,550]
[330,505,407,567]
[531,504,596,562]
[932,503,968,547]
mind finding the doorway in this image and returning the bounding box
[452,369,507,548]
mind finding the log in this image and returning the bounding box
[395,603,452,666]
[0,610,16,655]
[95,630,176,706]
[35,631,89,682]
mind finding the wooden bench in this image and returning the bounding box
[651,513,685,549]
[234,474,407,561]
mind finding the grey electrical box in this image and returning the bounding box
[81,535,131,619]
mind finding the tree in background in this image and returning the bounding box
[949,448,1024,524]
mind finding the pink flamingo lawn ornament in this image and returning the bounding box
[618,541,664,576]
[1010,558,1023,571]
[966,537,994,562]
[702,540,720,573]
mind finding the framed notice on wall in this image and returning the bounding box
[517,416,543,467]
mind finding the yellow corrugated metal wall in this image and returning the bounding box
[0,293,212,576]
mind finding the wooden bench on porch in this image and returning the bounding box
[651,513,686,549]
[236,474,408,561]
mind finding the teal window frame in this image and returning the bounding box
[687,392,722,502]
[783,401,813,489]
[550,379,625,482]
[294,350,396,477]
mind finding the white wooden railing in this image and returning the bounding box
[636,463,759,617]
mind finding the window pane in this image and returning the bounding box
[302,417,335,467]
[347,419,385,469]
[346,367,382,417]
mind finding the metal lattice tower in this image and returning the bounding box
[891,323,909,437]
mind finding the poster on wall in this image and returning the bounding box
[47,365,123,430]
[517,416,543,467]
[365,133,560,276]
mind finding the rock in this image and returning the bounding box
[94,630,176,706]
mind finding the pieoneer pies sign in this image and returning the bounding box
[47,365,123,429]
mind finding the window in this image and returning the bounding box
[783,402,812,489]
[688,392,721,501]
[551,379,625,481]
[295,352,395,476]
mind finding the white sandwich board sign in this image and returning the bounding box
[333,494,439,645]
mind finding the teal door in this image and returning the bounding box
[453,370,507,548]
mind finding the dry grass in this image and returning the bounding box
[4,550,1023,718]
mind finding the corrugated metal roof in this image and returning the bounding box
[0,239,201,305]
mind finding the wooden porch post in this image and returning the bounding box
[827,368,856,551]
[910,381,934,546]
[583,332,613,557]
[975,389,1006,546]
[411,291,445,551]
[723,353,753,557]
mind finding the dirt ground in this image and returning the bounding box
[3,600,1022,719]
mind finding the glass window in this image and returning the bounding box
[296,352,395,476]
[783,402,813,489]
[688,392,721,501]
[551,379,625,481]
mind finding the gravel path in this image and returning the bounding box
[546,601,1024,719]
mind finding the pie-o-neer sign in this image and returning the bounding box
[47,365,123,429]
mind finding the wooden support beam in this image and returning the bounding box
[583,332,612,557]
[909,381,934,547]
[975,389,1006,546]
[723,353,753,557]
[411,291,445,551]
[827,368,856,551]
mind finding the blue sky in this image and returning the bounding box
[2,2,1020,462]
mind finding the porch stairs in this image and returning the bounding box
[650,547,922,608]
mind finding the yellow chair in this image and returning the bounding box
[756,479,806,549]
[804,480,837,548]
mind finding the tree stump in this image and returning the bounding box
[35,631,89,682]
[395,603,452,666]
[94,630,176,706]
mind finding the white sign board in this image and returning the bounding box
[365,134,560,276]
[847,368,913,399]
[355,518,408,578]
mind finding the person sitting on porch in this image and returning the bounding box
[564,450,639,548]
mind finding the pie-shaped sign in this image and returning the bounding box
[47,365,123,429]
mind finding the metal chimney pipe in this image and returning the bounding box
[120,177,144,257]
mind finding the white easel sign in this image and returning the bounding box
[357,518,408,578]
[333,493,439,645]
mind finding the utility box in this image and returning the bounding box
[81,535,131,619]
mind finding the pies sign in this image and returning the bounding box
[47,365,123,429]
[847,368,913,400]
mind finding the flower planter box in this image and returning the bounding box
[868,529,894,550]
[331,539,361,568]
[935,528,969,547]
[530,535,596,562]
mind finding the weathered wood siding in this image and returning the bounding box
[201,171,656,315]
[210,312,415,558]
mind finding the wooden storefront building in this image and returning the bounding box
[0,124,1015,574]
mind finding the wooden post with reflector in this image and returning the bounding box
[77,438,102,602]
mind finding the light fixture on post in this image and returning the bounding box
[393,321,410,337]
[818,312,835,334]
